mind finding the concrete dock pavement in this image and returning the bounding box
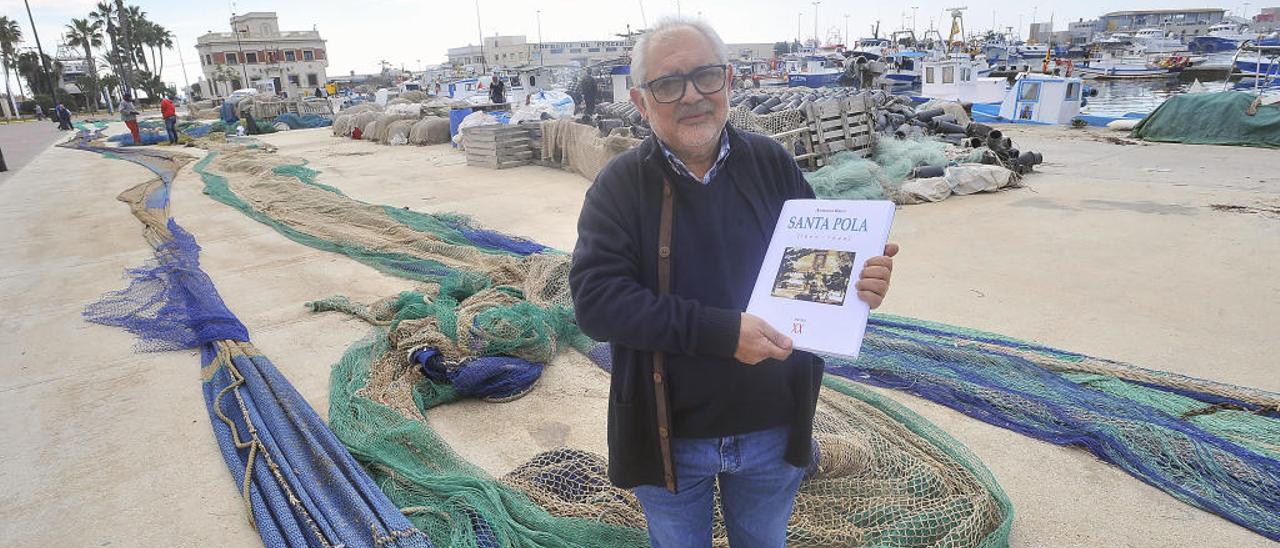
[0,120,68,184]
[0,123,1275,546]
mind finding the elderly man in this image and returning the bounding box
[568,16,897,548]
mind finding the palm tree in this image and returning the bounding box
[65,18,104,112]
[152,23,173,77]
[0,16,21,116]
[91,1,124,96]
[123,5,149,75]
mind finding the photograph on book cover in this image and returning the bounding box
[769,247,855,306]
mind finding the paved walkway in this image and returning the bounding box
[0,120,67,184]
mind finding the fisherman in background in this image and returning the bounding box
[489,75,506,104]
[55,103,73,131]
[160,94,178,144]
[579,71,599,116]
[120,94,140,144]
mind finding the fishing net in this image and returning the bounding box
[408,117,452,145]
[184,142,1015,545]
[340,103,384,116]
[383,119,417,145]
[806,137,947,201]
[192,141,1280,542]
[540,119,641,181]
[827,316,1280,541]
[66,131,431,547]
[400,90,429,102]
[329,325,1013,547]
[331,113,365,137]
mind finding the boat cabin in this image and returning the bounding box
[997,74,1084,124]
[920,60,1007,103]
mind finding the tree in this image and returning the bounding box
[91,1,125,96]
[152,23,172,76]
[17,51,63,98]
[774,42,791,56]
[0,16,21,115]
[74,74,99,109]
[65,18,104,112]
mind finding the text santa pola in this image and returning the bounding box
[786,208,869,232]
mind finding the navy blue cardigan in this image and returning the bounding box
[569,124,824,489]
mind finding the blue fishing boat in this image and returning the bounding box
[787,56,844,88]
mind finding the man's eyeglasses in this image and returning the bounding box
[641,64,728,104]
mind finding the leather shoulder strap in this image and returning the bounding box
[653,178,677,493]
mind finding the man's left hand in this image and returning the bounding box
[856,243,899,309]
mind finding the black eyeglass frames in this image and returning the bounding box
[642,64,728,104]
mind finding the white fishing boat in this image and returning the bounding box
[918,59,1007,103]
[1131,28,1185,55]
[1078,51,1178,79]
[970,73,1085,125]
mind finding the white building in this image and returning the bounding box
[195,12,329,98]
[448,35,636,71]
[447,34,781,74]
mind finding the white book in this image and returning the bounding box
[746,199,896,360]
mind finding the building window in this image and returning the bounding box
[551,49,564,54]
[226,52,239,64]
[303,50,315,61]
[307,73,319,86]
[570,48,581,53]
[588,48,600,52]
[205,54,212,65]
[606,47,618,52]
[285,50,296,62]
[942,66,954,84]
[288,75,300,86]
[315,49,325,60]
[925,67,935,83]
[245,52,258,64]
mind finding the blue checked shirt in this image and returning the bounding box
[656,129,731,185]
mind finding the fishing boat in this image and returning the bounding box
[1189,22,1261,54]
[1230,39,1280,79]
[1131,28,1186,55]
[917,59,1006,103]
[969,73,1086,125]
[786,55,844,88]
[1078,49,1179,79]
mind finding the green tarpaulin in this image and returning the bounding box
[1131,91,1280,148]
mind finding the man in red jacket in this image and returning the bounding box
[160,95,178,144]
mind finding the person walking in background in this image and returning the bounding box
[55,103,73,130]
[579,72,599,116]
[120,94,140,145]
[33,104,43,120]
[160,94,178,144]
[488,75,506,104]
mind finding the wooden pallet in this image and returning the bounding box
[799,95,875,168]
[462,125,534,169]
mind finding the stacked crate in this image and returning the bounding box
[461,125,534,169]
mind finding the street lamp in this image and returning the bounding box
[796,12,802,53]
[812,1,821,47]
[232,18,250,88]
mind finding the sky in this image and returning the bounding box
[0,0,1261,94]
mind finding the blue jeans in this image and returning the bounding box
[164,115,178,143]
[632,425,803,548]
